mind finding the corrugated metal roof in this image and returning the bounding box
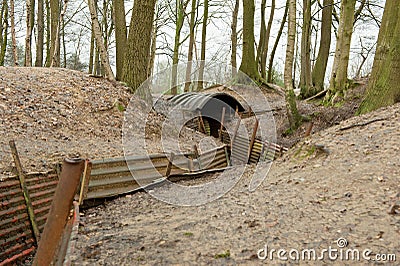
[168,92,246,112]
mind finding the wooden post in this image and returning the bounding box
[230,117,242,148]
[9,140,40,245]
[304,121,313,137]
[247,119,259,163]
[198,111,206,134]
[219,107,226,140]
[165,152,175,177]
[188,157,194,172]
[78,159,92,205]
[224,145,231,167]
[193,144,202,170]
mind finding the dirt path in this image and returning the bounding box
[72,103,400,265]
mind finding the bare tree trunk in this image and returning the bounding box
[24,0,34,66]
[62,16,66,67]
[50,0,68,67]
[47,0,60,67]
[88,0,115,80]
[230,0,239,76]
[184,0,197,92]
[112,0,127,80]
[197,0,208,90]
[299,0,312,95]
[10,0,18,65]
[239,0,259,80]
[325,0,356,103]
[0,0,3,49]
[260,0,275,79]
[94,47,100,75]
[310,0,333,95]
[284,0,301,130]
[358,0,400,114]
[256,0,266,74]
[171,0,189,95]
[0,0,8,66]
[122,0,157,93]
[44,0,50,66]
[88,25,95,74]
[267,0,288,83]
[148,13,158,78]
[35,0,44,66]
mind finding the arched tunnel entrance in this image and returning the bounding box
[168,92,248,137]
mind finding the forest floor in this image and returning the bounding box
[0,68,399,264]
[72,102,400,265]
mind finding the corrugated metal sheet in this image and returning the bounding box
[85,146,230,200]
[168,92,247,113]
[0,170,58,265]
[220,128,288,165]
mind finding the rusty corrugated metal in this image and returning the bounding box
[0,170,58,265]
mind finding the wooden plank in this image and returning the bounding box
[219,107,226,140]
[247,120,259,163]
[230,117,242,148]
[78,160,92,205]
[165,153,175,177]
[9,140,40,245]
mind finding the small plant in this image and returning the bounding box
[215,250,230,259]
[183,232,193,237]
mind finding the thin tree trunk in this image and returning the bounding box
[148,12,158,78]
[10,0,18,65]
[184,0,197,92]
[299,0,312,95]
[35,0,44,66]
[0,0,8,66]
[94,47,100,75]
[0,0,3,48]
[325,0,356,103]
[47,0,59,67]
[88,25,95,74]
[260,0,274,79]
[24,0,34,66]
[197,0,208,90]
[62,16,66,67]
[112,0,127,80]
[284,0,301,130]
[122,0,157,93]
[88,0,115,80]
[310,0,333,95]
[230,0,239,76]
[50,0,68,67]
[267,1,288,83]
[171,0,189,95]
[44,0,50,66]
[256,0,266,75]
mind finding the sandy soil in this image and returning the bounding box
[72,103,400,265]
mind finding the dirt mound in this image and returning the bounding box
[0,67,134,174]
[0,67,222,175]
